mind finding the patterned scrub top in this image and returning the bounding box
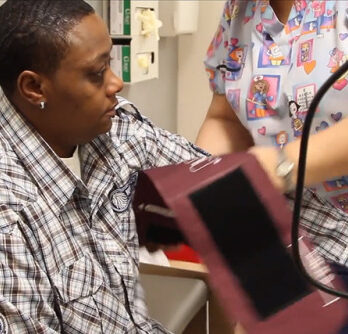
[205,0,348,212]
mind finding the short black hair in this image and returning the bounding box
[0,0,95,94]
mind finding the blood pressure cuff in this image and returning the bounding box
[133,152,348,334]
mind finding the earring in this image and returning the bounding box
[39,101,46,110]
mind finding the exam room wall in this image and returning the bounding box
[83,0,178,132]
[177,1,225,142]
[121,37,178,133]
[121,1,225,138]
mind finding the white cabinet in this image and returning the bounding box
[85,0,161,84]
[108,0,160,84]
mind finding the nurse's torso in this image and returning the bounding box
[221,0,348,211]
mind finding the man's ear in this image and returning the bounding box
[16,70,46,107]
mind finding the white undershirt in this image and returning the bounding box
[61,146,82,179]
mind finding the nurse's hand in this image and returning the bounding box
[248,145,296,194]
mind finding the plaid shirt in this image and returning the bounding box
[1,89,348,333]
[288,190,348,266]
[0,90,206,333]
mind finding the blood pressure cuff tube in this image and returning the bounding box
[133,153,348,334]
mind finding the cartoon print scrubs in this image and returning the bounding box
[205,0,348,211]
[218,38,248,81]
[288,100,304,137]
[275,130,289,148]
[258,33,290,68]
[327,47,348,90]
[246,75,279,119]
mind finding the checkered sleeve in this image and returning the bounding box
[113,97,209,169]
[0,205,60,333]
[287,189,348,266]
[141,119,208,168]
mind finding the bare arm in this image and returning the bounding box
[195,93,254,155]
[250,116,348,192]
[196,93,348,194]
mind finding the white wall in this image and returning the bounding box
[121,37,178,132]
[86,0,224,137]
[121,0,225,137]
[177,1,225,142]
[86,1,179,133]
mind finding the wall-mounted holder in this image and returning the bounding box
[109,0,160,84]
[111,37,158,84]
[159,1,199,37]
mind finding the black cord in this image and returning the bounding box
[292,60,348,298]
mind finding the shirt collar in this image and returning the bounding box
[0,89,86,213]
[0,89,134,218]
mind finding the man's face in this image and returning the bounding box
[42,13,123,151]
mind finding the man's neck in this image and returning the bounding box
[10,92,77,158]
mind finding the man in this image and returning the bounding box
[0,0,205,332]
